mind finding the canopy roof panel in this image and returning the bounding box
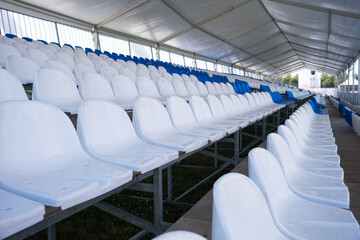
[8,0,360,75]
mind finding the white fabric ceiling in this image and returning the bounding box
[8,0,360,75]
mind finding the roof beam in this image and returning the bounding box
[257,0,306,67]
[270,54,298,66]
[159,0,251,43]
[294,49,349,64]
[159,0,279,71]
[268,0,360,19]
[239,42,289,64]
[296,53,345,67]
[275,19,360,41]
[243,32,282,49]
[96,0,148,28]
[195,19,273,54]
[285,32,359,52]
[253,57,299,71]
[292,42,355,59]
[303,63,337,75]
[299,58,341,71]
[276,65,304,75]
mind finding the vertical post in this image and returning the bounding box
[234,131,239,164]
[153,168,163,229]
[128,40,132,56]
[262,117,266,140]
[54,22,60,44]
[214,142,218,167]
[358,59,360,105]
[167,166,172,202]
[352,64,355,104]
[47,225,56,240]
[345,67,350,101]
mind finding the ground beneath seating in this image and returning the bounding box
[166,99,360,239]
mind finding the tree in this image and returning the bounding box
[282,74,291,85]
[321,73,335,88]
[289,74,298,87]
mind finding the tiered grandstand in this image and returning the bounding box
[0,1,359,240]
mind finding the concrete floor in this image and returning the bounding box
[166,101,360,239]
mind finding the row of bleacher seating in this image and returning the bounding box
[329,95,360,136]
[0,33,308,239]
[0,34,309,97]
[0,86,287,239]
[212,99,360,240]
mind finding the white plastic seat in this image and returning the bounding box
[133,97,208,152]
[150,70,162,82]
[212,173,287,240]
[33,69,83,114]
[181,74,191,82]
[13,42,28,57]
[229,94,261,122]
[39,45,56,59]
[111,75,139,110]
[278,125,344,178]
[0,189,45,239]
[136,76,163,101]
[92,58,108,72]
[0,101,133,210]
[189,74,199,83]
[126,60,137,72]
[184,80,200,96]
[120,67,137,83]
[189,96,239,134]
[0,42,21,68]
[79,72,123,104]
[236,94,265,119]
[54,52,75,70]
[6,56,39,84]
[75,63,97,83]
[0,69,28,102]
[162,71,173,81]
[245,93,275,115]
[213,82,224,95]
[153,231,206,240]
[248,148,360,240]
[285,119,338,156]
[206,95,249,129]
[25,47,49,67]
[100,65,118,82]
[267,133,349,208]
[75,55,95,69]
[227,84,236,96]
[172,73,182,81]
[205,82,218,95]
[220,82,230,95]
[136,68,151,78]
[166,96,226,142]
[45,60,77,85]
[77,100,178,174]
[196,82,209,97]
[156,77,177,99]
[219,94,255,125]
[172,78,190,99]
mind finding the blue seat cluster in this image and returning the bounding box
[231,80,252,94]
[308,99,328,115]
[269,92,292,106]
[260,84,271,92]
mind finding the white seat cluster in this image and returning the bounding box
[212,101,360,240]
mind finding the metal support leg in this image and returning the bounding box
[153,168,163,232]
[239,129,243,153]
[262,118,266,139]
[214,142,218,167]
[167,166,173,202]
[47,225,56,240]
[234,131,240,164]
[277,110,280,125]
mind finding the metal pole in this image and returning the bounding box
[167,166,172,202]
[352,64,355,104]
[47,225,56,240]
[347,67,350,101]
[358,59,360,105]
[153,168,163,232]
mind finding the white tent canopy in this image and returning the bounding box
[2,0,360,76]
